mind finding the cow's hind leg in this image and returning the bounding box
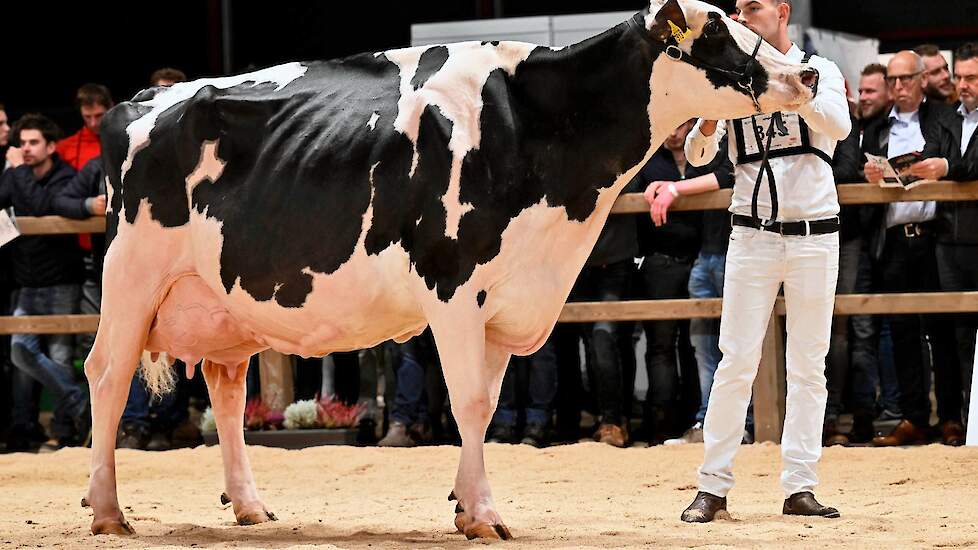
[84,277,158,535]
[201,359,276,525]
[430,316,512,539]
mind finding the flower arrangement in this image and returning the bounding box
[201,395,364,433]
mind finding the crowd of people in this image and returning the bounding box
[0,36,976,456]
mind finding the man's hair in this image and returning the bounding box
[150,67,187,86]
[914,44,942,58]
[13,113,62,144]
[956,42,978,64]
[76,83,114,109]
[861,63,887,78]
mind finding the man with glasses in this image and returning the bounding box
[863,51,959,447]
[915,44,958,105]
[918,42,978,441]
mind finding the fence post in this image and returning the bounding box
[753,313,786,443]
[259,350,295,411]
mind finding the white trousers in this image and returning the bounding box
[699,226,839,498]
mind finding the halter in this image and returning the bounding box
[629,13,765,113]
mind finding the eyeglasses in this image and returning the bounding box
[885,71,922,86]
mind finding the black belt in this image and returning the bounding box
[732,214,840,236]
[887,221,935,238]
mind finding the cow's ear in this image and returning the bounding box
[649,0,691,43]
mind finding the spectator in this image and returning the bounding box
[378,330,438,447]
[562,176,641,448]
[58,84,113,171]
[863,51,959,447]
[486,335,558,448]
[858,64,892,127]
[639,127,741,447]
[150,67,187,87]
[922,42,978,443]
[915,44,957,105]
[0,114,89,450]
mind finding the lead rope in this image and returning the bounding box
[750,115,779,224]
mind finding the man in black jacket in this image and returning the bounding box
[0,114,90,449]
[862,52,960,446]
[921,43,978,438]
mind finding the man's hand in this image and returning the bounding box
[864,161,885,184]
[650,187,677,227]
[699,120,718,136]
[643,181,667,204]
[6,147,24,168]
[88,194,107,216]
[908,158,948,181]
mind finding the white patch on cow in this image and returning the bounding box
[120,63,307,187]
[367,112,380,131]
[384,41,536,239]
[105,175,114,214]
[185,140,227,197]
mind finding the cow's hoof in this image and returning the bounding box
[91,516,135,536]
[80,497,90,508]
[464,521,512,540]
[236,509,278,526]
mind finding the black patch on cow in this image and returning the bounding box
[481,41,500,47]
[688,13,770,100]
[411,46,450,90]
[104,18,663,306]
[477,290,487,307]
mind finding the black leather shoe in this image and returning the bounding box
[783,492,840,518]
[681,491,728,523]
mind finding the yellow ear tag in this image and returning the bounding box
[668,20,692,43]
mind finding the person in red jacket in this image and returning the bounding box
[57,83,113,171]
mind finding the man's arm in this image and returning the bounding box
[51,158,105,219]
[685,119,727,166]
[795,58,852,141]
[646,137,733,226]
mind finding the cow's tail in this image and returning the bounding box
[139,351,177,396]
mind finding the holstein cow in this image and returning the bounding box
[84,0,818,539]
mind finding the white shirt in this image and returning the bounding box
[960,102,978,156]
[685,45,851,222]
[884,105,936,228]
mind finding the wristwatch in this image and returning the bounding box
[667,183,680,198]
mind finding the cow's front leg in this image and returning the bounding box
[201,359,276,526]
[430,317,512,539]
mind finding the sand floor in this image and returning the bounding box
[0,442,976,549]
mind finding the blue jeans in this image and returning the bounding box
[121,373,180,431]
[688,253,725,423]
[492,336,558,428]
[390,330,436,426]
[10,285,86,431]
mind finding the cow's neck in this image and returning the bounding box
[513,18,683,221]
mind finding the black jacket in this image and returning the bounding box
[922,103,978,244]
[53,156,107,280]
[585,174,641,268]
[861,100,953,258]
[0,154,85,287]
[831,115,870,242]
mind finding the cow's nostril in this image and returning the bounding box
[800,68,819,90]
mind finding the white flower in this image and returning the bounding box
[283,400,320,429]
[199,407,217,433]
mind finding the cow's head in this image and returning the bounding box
[643,0,817,121]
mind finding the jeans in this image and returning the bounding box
[700,227,838,498]
[568,260,633,425]
[639,253,693,433]
[688,253,725,423]
[492,335,558,427]
[390,330,437,426]
[9,284,86,433]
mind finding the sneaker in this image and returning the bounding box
[520,423,548,448]
[877,408,902,422]
[663,422,704,446]
[487,424,516,444]
[378,421,416,448]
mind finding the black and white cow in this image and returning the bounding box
[84,0,816,539]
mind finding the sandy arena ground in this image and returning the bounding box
[0,442,976,549]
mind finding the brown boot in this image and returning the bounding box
[681,491,728,523]
[595,423,628,448]
[783,492,840,518]
[822,421,849,447]
[872,419,929,446]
